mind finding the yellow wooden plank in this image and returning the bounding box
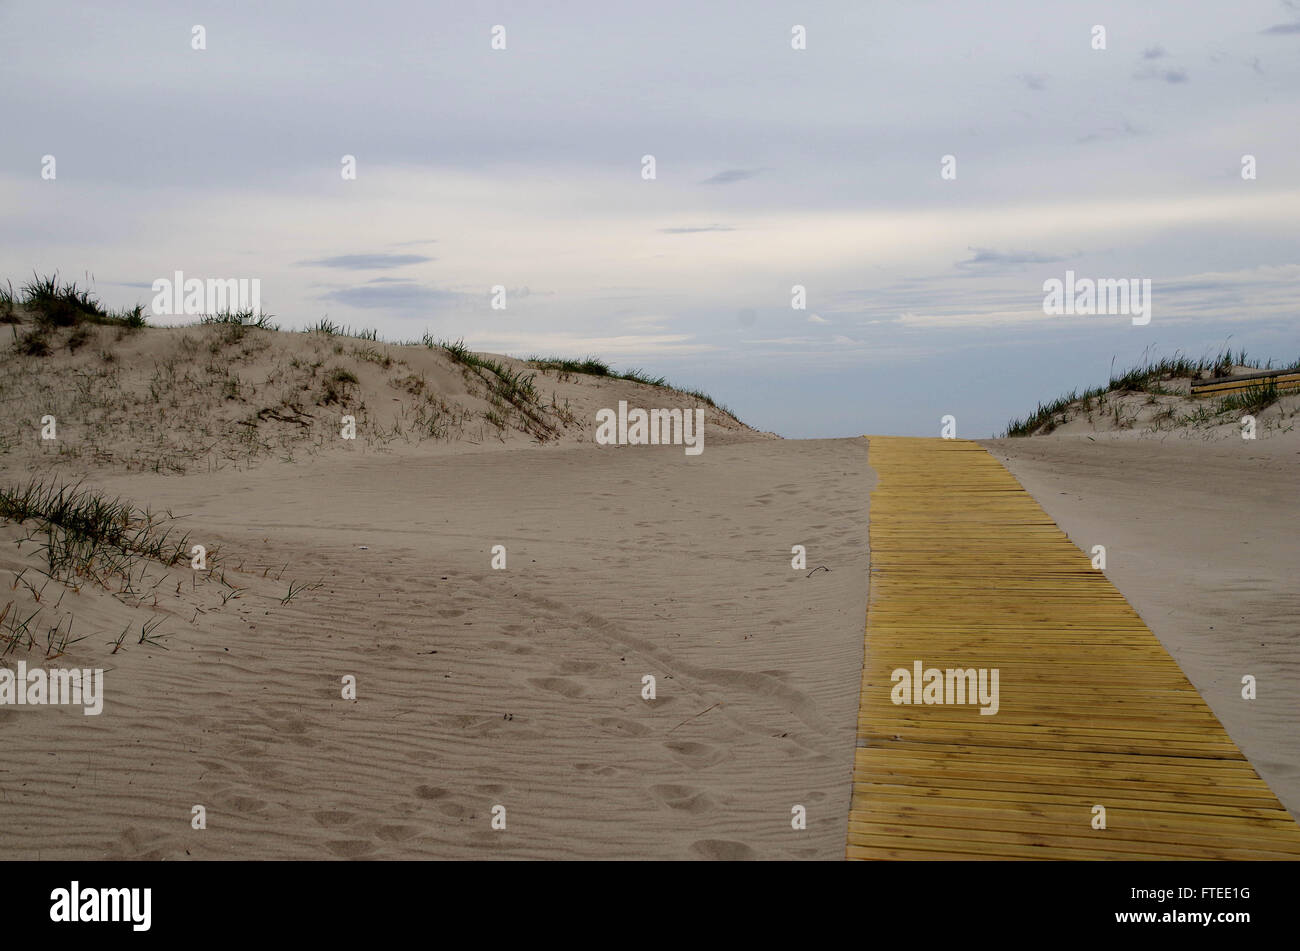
[849,800,1300,843]
[1191,371,1300,397]
[855,742,1261,771]
[846,821,1300,860]
[847,435,1300,860]
[848,806,1300,853]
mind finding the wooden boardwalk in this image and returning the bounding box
[1191,368,1300,398]
[848,436,1300,860]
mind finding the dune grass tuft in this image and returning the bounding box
[0,479,202,584]
[1216,382,1280,416]
[306,317,377,340]
[526,351,737,418]
[19,272,147,330]
[430,337,553,434]
[1003,348,1300,437]
[0,279,17,323]
[201,309,278,330]
[527,355,613,377]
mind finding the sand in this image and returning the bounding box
[986,431,1300,821]
[0,435,872,859]
[5,315,1298,859]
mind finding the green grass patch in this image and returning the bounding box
[0,279,17,322]
[527,355,614,377]
[18,272,146,331]
[320,366,360,405]
[1216,382,1280,416]
[201,309,277,330]
[0,479,200,584]
[306,317,377,340]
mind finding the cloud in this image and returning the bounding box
[747,337,818,347]
[807,314,829,324]
[297,253,434,270]
[1017,73,1047,90]
[1076,118,1143,143]
[659,224,735,234]
[319,281,462,309]
[955,247,1067,271]
[699,169,759,186]
[1141,45,1167,59]
[1133,65,1188,83]
[463,332,711,356]
[1260,20,1300,33]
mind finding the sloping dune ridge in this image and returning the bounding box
[0,314,871,859]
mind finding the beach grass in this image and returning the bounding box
[1003,348,1300,436]
[0,479,201,584]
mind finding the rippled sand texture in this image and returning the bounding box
[1,437,871,859]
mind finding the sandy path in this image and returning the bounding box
[985,434,1300,821]
[1,438,871,859]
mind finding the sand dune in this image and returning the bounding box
[3,315,876,859]
[0,317,762,473]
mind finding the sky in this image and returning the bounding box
[3,0,1299,438]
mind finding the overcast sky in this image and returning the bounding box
[3,1,1298,437]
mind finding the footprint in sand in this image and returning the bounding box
[114,826,166,859]
[312,810,354,828]
[274,716,311,735]
[690,839,756,860]
[401,750,441,764]
[593,716,653,737]
[527,676,586,698]
[227,795,270,815]
[373,823,421,842]
[664,740,728,768]
[650,784,715,814]
[558,659,602,675]
[325,839,375,858]
[436,800,473,819]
